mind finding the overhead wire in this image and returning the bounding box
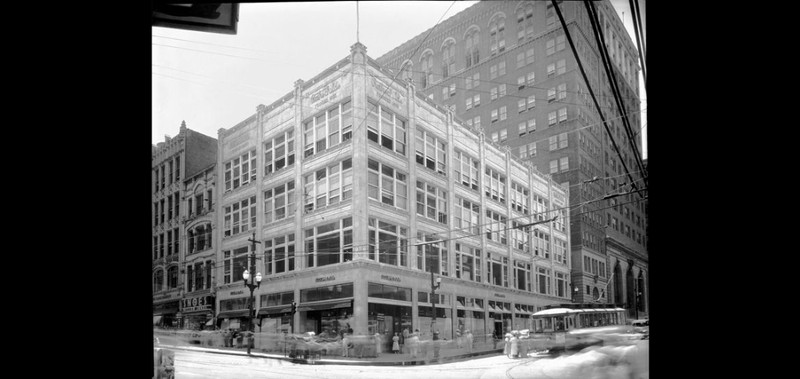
[584,1,647,185]
[551,1,642,201]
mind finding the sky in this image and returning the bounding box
[152,1,646,158]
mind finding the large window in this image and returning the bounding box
[367,101,406,155]
[304,217,353,268]
[455,243,481,282]
[554,238,567,264]
[261,291,294,307]
[367,159,408,210]
[465,27,480,68]
[441,40,455,79]
[489,15,506,56]
[369,282,412,301]
[167,266,178,289]
[420,51,433,89]
[224,149,257,192]
[265,234,296,275]
[368,218,408,266]
[264,181,296,223]
[485,209,507,245]
[223,196,257,237]
[453,150,479,191]
[264,129,296,175]
[454,197,480,235]
[537,267,551,295]
[303,100,353,158]
[510,182,529,214]
[515,260,531,291]
[303,158,353,213]
[222,246,252,284]
[533,229,551,258]
[486,252,508,287]
[484,166,507,204]
[516,3,534,41]
[300,283,354,303]
[416,180,448,224]
[415,129,447,175]
[417,232,448,276]
[511,221,529,251]
[153,269,164,293]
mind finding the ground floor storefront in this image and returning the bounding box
[214,262,565,342]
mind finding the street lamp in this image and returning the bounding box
[572,285,579,303]
[244,232,263,355]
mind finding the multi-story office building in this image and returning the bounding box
[152,122,217,327]
[213,42,571,348]
[376,0,647,318]
[180,163,217,330]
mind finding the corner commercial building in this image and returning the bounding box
[212,42,572,347]
[376,0,648,318]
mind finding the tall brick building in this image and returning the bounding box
[376,0,647,318]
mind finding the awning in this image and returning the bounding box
[257,306,293,316]
[217,309,251,319]
[153,316,163,326]
[153,307,179,315]
[296,299,352,312]
[205,319,215,326]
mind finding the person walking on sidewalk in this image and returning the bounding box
[342,332,351,357]
[374,332,382,357]
[392,333,400,354]
[408,330,419,359]
[465,329,474,353]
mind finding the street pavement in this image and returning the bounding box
[158,341,648,379]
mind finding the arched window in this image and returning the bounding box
[516,2,534,42]
[441,39,456,79]
[188,229,195,253]
[489,14,506,56]
[420,50,434,89]
[465,26,480,68]
[167,266,178,289]
[153,269,164,293]
[592,287,600,300]
[400,59,414,82]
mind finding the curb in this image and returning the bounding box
[157,344,504,366]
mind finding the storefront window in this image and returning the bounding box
[368,282,411,301]
[300,283,354,303]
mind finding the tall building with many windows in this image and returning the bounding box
[377,0,647,318]
[152,122,218,328]
[213,42,571,347]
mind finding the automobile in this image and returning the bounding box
[630,319,649,338]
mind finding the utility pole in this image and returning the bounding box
[244,232,262,355]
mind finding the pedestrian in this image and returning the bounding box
[342,332,350,357]
[456,329,463,349]
[374,332,382,357]
[402,328,409,354]
[433,330,440,359]
[392,333,400,354]
[223,329,230,347]
[409,329,419,359]
[509,332,519,359]
[465,329,474,353]
[503,329,513,356]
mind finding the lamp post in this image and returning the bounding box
[572,285,579,303]
[431,269,441,360]
[244,232,263,355]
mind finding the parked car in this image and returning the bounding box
[630,319,649,338]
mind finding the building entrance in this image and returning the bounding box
[368,303,412,353]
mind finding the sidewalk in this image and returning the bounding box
[156,340,505,366]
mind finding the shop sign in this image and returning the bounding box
[376,313,385,321]
[316,275,336,283]
[230,290,245,296]
[494,293,506,298]
[182,295,214,313]
[380,274,401,283]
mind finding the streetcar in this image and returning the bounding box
[525,305,636,352]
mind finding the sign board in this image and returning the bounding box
[153,3,239,35]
